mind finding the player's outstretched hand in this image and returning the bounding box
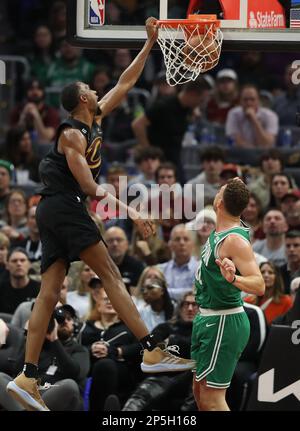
[146,17,158,43]
[216,257,236,283]
[134,217,156,239]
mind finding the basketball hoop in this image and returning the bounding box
[156,15,223,86]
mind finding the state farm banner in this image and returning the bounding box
[220,0,286,27]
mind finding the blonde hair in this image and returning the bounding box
[0,232,10,249]
[135,266,168,299]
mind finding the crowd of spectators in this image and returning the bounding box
[1,0,300,412]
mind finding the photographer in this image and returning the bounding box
[80,277,142,411]
[1,304,90,411]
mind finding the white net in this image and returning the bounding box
[157,22,223,86]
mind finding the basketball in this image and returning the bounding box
[183,33,220,71]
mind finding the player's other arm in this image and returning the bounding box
[216,235,265,296]
[97,17,158,119]
[60,129,156,238]
[59,129,99,197]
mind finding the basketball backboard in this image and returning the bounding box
[67,0,300,50]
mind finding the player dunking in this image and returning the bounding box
[191,178,265,411]
[6,18,195,411]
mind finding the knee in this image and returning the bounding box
[199,398,216,411]
[198,391,221,411]
[61,379,80,396]
[38,286,61,303]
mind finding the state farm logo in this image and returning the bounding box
[248,10,285,28]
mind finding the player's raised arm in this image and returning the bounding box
[216,235,265,296]
[98,17,158,118]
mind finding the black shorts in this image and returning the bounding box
[36,193,103,273]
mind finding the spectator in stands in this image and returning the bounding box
[91,164,128,228]
[236,51,272,90]
[48,0,67,44]
[0,232,10,276]
[104,227,145,292]
[133,266,167,311]
[241,192,265,242]
[206,68,239,125]
[127,146,163,190]
[103,88,149,145]
[244,261,292,325]
[269,173,294,209]
[0,248,40,314]
[1,190,28,241]
[90,66,112,100]
[29,24,57,85]
[248,149,284,210]
[0,160,13,219]
[11,206,41,264]
[147,71,177,105]
[111,49,132,82]
[259,90,274,110]
[185,207,216,258]
[3,126,40,184]
[10,78,60,144]
[80,279,141,411]
[187,146,224,207]
[273,63,300,126]
[147,162,193,242]
[159,224,199,303]
[273,281,300,326]
[0,1,14,54]
[130,225,171,266]
[219,163,241,186]
[253,209,288,267]
[139,274,174,332]
[122,291,198,412]
[0,304,89,411]
[11,277,69,330]
[67,263,96,321]
[281,189,300,216]
[46,38,95,108]
[285,199,300,231]
[226,84,279,148]
[280,230,300,293]
[132,79,211,174]
[280,189,300,230]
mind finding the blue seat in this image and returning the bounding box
[83,377,92,411]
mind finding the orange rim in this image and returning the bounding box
[156,14,221,31]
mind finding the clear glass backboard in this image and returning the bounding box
[67,0,300,50]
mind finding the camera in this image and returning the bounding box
[53,307,67,325]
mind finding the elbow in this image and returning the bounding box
[81,183,95,197]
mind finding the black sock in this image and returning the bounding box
[23,363,38,379]
[139,334,158,351]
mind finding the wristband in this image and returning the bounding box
[231,275,236,284]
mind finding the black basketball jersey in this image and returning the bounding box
[38,118,102,198]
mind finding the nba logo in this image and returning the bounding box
[89,0,105,26]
